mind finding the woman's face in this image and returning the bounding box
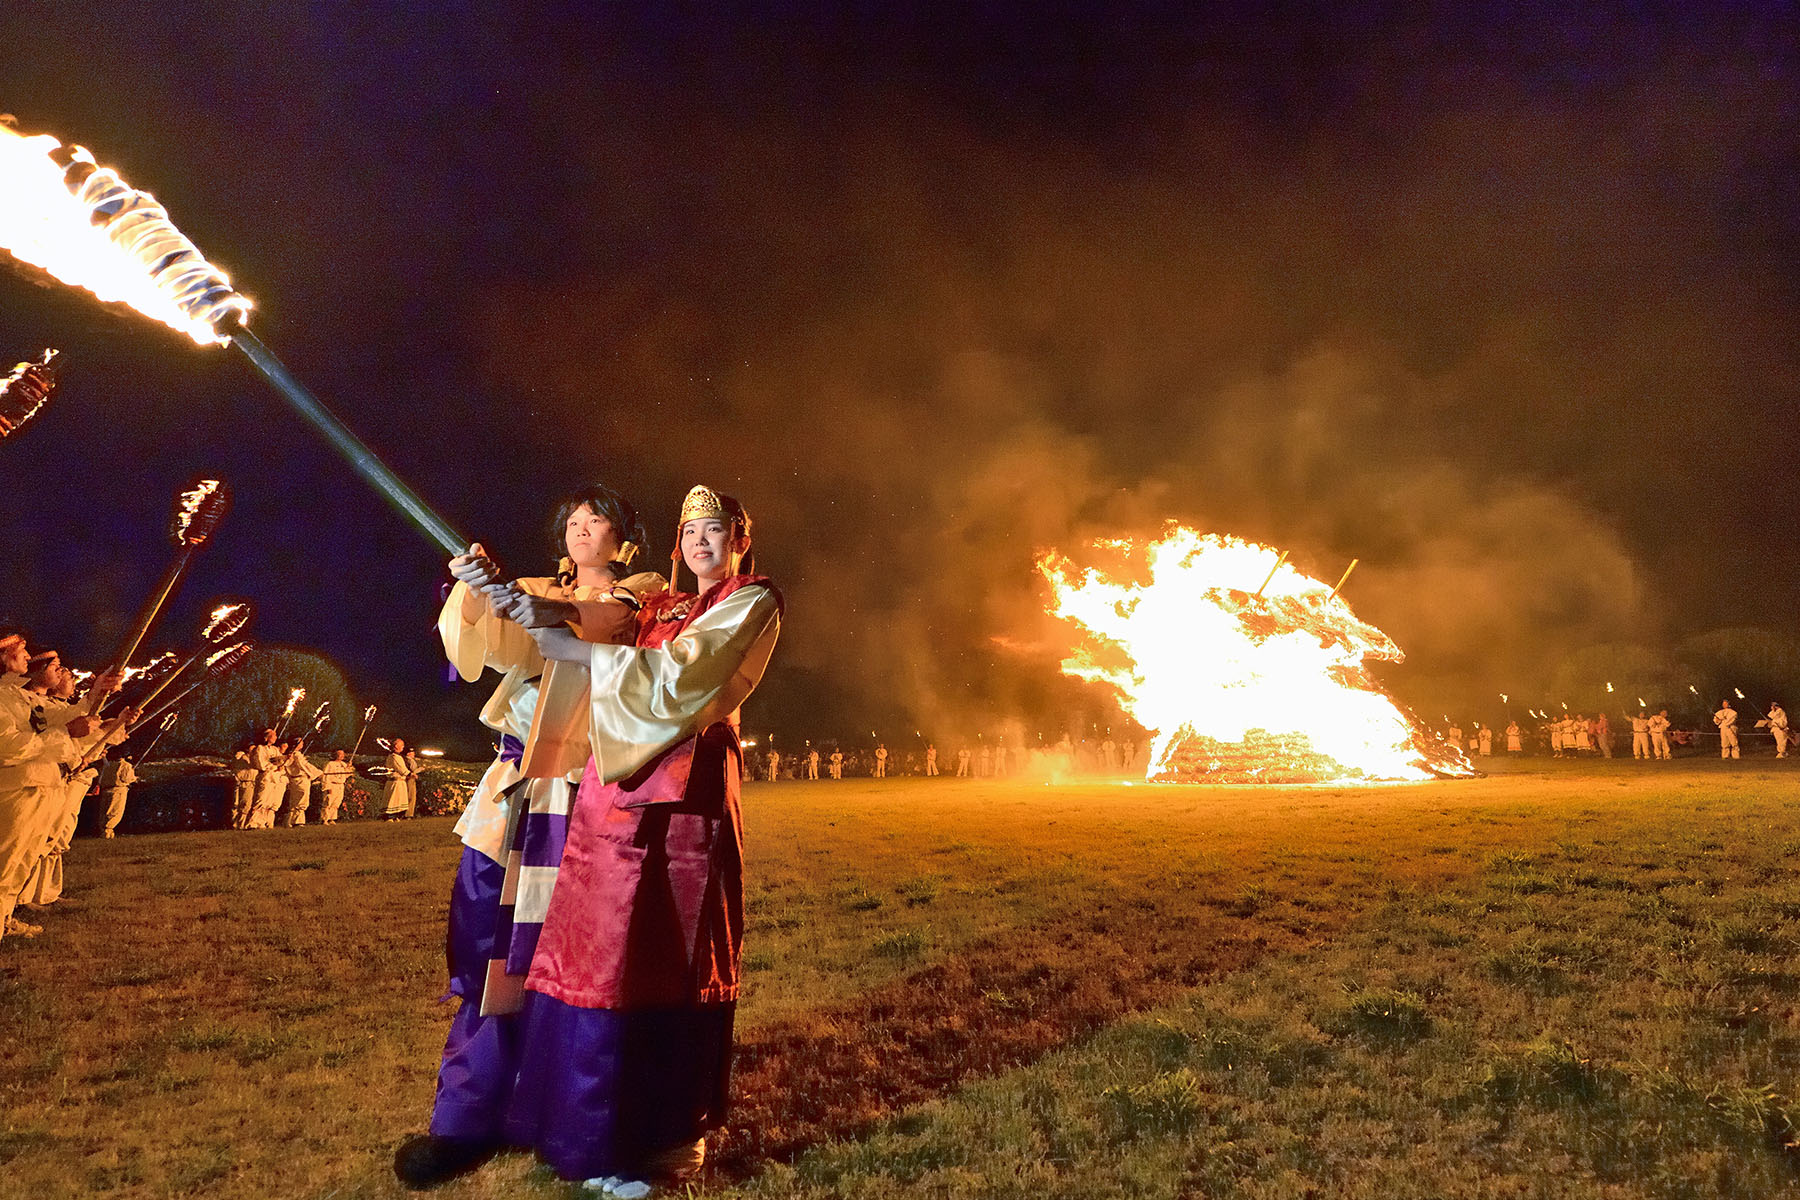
[565,504,621,569]
[681,517,741,583]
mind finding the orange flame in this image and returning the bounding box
[0,125,249,345]
[1040,525,1472,784]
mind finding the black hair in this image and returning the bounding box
[551,484,647,582]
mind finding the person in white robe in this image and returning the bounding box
[251,730,286,828]
[100,755,137,838]
[0,628,121,940]
[394,486,665,1185]
[1649,710,1673,760]
[873,744,888,778]
[1714,701,1740,759]
[764,748,780,782]
[1755,702,1789,759]
[319,750,354,824]
[1505,721,1523,753]
[19,652,126,908]
[280,738,322,826]
[1478,726,1493,756]
[231,744,259,828]
[805,747,820,779]
[1630,711,1651,759]
[404,748,422,816]
[924,744,938,776]
[829,750,843,779]
[382,739,413,818]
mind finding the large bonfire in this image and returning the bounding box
[1040,525,1473,784]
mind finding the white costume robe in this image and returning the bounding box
[231,750,259,828]
[381,752,413,815]
[1649,714,1672,760]
[1715,706,1739,758]
[1505,723,1522,752]
[1763,705,1789,758]
[1630,715,1650,759]
[281,751,322,826]
[19,695,120,907]
[924,747,937,775]
[251,743,286,828]
[319,760,353,823]
[100,757,137,837]
[806,750,820,779]
[0,675,80,937]
[873,747,887,778]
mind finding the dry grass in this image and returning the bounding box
[2,758,1797,1198]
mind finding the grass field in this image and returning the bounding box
[5,759,1800,1198]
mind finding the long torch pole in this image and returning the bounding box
[349,709,377,760]
[226,324,470,556]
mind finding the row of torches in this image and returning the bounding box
[0,121,452,760]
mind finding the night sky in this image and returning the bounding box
[1,4,1796,755]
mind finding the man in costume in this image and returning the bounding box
[805,746,819,780]
[828,749,843,779]
[395,486,663,1187]
[280,737,321,826]
[1649,709,1673,760]
[99,754,137,838]
[319,750,353,824]
[873,742,888,778]
[924,743,938,776]
[231,742,259,828]
[251,729,286,828]
[1714,699,1740,759]
[0,628,121,939]
[502,485,781,1193]
[19,650,127,908]
[1594,713,1612,758]
[1756,702,1789,758]
[1630,710,1651,759]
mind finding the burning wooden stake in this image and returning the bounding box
[1328,558,1359,599]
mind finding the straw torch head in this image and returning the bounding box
[205,643,252,676]
[201,600,253,643]
[0,125,250,344]
[0,349,59,441]
[170,479,230,547]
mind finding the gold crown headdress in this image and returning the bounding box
[678,485,729,525]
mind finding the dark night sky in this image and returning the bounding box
[1,3,1796,753]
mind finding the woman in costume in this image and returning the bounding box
[503,485,782,1192]
[395,485,665,1188]
[381,738,412,819]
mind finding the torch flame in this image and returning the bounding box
[201,601,251,641]
[0,126,249,345]
[281,687,305,718]
[204,643,250,671]
[1040,526,1472,783]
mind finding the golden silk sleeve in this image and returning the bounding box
[437,577,558,683]
[585,584,782,784]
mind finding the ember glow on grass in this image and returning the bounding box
[1041,526,1474,784]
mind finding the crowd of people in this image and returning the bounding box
[1442,698,1792,761]
[0,630,138,941]
[753,734,1147,781]
[227,731,422,828]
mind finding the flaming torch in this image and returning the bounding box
[1040,526,1475,784]
[131,642,252,731]
[350,704,378,759]
[275,687,306,739]
[0,126,469,555]
[118,601,253,716]
[136,711,180,763]
[0,349,59,442]
[308,700,333,740]
[90,478,231,711]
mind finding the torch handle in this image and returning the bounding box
[92,551,194,713]
[120,644,208,716]
[228,327,469,556]
[137,720,175,763]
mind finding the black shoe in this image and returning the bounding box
[393,1134,500,1189]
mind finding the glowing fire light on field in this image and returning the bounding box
[1039,526,1473,784]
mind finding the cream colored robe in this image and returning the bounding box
[582,582,782,785]
[436,571,665,860]
[319,760,353,822]
[381,752,412,814]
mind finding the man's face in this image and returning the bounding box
[1,637,32,676]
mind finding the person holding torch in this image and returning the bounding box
[500,485,782,1192]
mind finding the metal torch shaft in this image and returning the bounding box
[227,326,469,556]
[137,718,176,763]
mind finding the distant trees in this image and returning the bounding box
[1545,627,1800,722]
[159,646,357,756]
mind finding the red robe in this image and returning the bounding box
[525,575,780,1010]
